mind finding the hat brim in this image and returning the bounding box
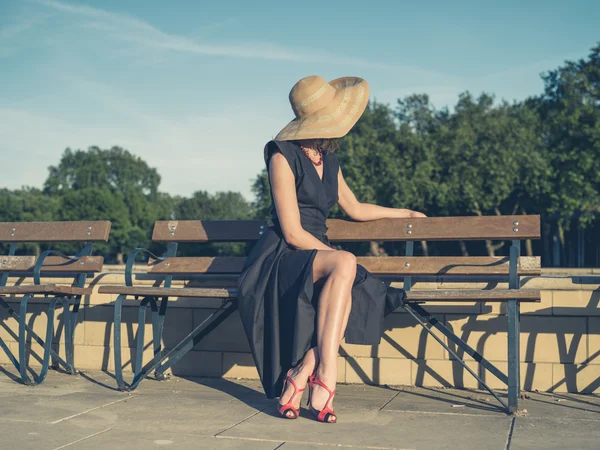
[275,77,370,141]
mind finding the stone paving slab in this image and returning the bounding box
[382,386,506,415]
[66,393,268,437]
[510,417,600,450]
[68,429,282,450]
[1,369,600,449]
[516,391,600,420]
[323,384,399,411]
[220,407,513,449]
[0,390,128,423]
[0,420,109,450]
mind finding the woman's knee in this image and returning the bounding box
[333,251,357,279]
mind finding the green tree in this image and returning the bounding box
[251,171,272,220]
[177,191,252,221]
[432,93,552,255]
[0,187,59,255]
[175,191,254,256]
[0,187,58,222]
[537,42,600,239]
[44,146,171,262]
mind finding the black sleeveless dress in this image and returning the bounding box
[237,140,405,398]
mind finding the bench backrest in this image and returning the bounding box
[152,216,539,242]
[142,216,541,281]
[0,221,111,286]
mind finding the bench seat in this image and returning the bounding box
[99,285,540,302]
[0,284,93,296]
[99,286,236,298]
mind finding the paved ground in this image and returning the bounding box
[1,369,599,449]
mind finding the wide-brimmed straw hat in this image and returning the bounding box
[275,75,370,141]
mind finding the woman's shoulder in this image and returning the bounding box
[264,140,301,166]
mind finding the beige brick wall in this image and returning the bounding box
[1,270,598,394]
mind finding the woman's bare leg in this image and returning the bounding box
[279,250,355,421]
[311,250,356,421]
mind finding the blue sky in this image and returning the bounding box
[1,0,598,199]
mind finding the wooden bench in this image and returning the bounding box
[0,221,111,385]
[100,215,541,413]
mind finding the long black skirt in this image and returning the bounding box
[237,227,405,399]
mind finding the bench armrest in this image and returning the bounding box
[125,248,163,287]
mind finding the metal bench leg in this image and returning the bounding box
[507,299,520,413]
[113,294,127,390]
[18,293,34,384]
[114,295,167,391]
[133,297,159,381]
[18,295,63,385]
[63,295,82,375]
[507,239,521,413]
[1,296,71,374]
[133,296,170,382]
[152,297,169,380]
[33,297,63,385]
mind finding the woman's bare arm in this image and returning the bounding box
[270,153,333,251]
[337,168,426,221]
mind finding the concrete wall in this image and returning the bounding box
[1,268,599,394]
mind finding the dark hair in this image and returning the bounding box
[292,138,340,154]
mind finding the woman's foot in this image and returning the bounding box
[308,367,337,423]
[277,356,317,418]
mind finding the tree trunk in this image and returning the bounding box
[520,208,533,256]
[525,239,533,257]
[116,252,124,265]
[421,240,429,256]
[459,240,469,256]
[558,223,565,246]
[485,240,505,257]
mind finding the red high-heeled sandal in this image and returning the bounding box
[307,372,337,423]
[276,368,306,419]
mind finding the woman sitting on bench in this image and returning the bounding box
[237,76,426,423]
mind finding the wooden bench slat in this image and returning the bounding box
[98,286,236,298]
[0,285,92,295]
[148,257,246,274]
[404,289,540,302]
[152,220,264,242]
[0,256,104,273]
[98,286,540,302]
[358,256,541,276]
[0,221,111,242]
[152,216,540,242]
[326,216,540,242]
[146,256,540,276]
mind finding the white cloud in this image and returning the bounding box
[34,0,393,68]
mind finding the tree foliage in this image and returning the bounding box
[175,191,254,256]
[43,146,170,261]
[537,44,600,229]
[250,43,599,259]
[0,43,598,264]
